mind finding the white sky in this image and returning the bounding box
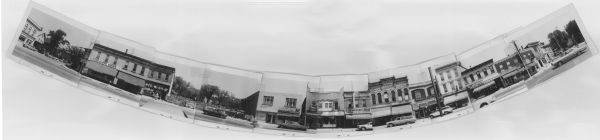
[507,6,584,48]
[204,65,262,98]
[28,8,98,48]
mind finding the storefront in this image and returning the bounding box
[344,113,372,128]
[468,79,502,100]
[443,91,469,109]
[413,98,438,119]
[306,111,345,129]
[371,106,392,126]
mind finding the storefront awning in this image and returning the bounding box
[371,107,391,118]
[346,114,372,120]
[473,81,495,92]
[277,112,300,118]
[321,111,345,117]
[117,72,145,87]
[391,104,413,115]
[443,91,468,105]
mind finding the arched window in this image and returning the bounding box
[377,93,383,104]
[398,89,403,101]
[391,90,396,102]
[404,88,410,100]
[384,92,389,103]
[371,94,377,105]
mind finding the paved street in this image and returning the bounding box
[184,110,255,129]
[525,49,593,88]
[11,46,82,84]
[79,76,142,106]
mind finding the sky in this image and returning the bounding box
[260,72,319,95]
[319,74,369,92]
[204,65,262,98]
[506,6,584,48]
[28,8,98,48]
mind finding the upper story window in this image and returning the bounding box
[139,66,145,76]
[263,96,274,106]
[132,63,137,72]
[285,98,297,108]
[123,61,129,70]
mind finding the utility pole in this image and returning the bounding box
[428,67,444,116]
[512,40,532,78]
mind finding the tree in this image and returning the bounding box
[565,20,585,44]
[547,30,570,56]
[199,84,220,104]
[46,30,67,57]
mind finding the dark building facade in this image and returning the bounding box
[81,43,175,100]
[461,59,502,100]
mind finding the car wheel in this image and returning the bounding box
[361,128,366,131]
[480,103,488,108]
[387,124,394,127]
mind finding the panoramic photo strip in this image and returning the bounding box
[6,2,598,137]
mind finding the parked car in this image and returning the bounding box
[277,121,308,131]
[429,106,454,118]
[386,115,416,127]
[356,122,373,131]
[552,45,588,69]
[202,106,227,119]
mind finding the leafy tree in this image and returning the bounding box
[199,84,220,104]
[547,30,570,56]
[565,20,585,44]
[46,30,67,57]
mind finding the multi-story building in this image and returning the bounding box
[432,62,469,109]
[525,41,551,67]
[342,90,371,128]
[409,81,438,119]
[306,88,346,129]
[368,76,413,126]
[81,43,175,100]
[255,91,305,126]
[461,59,502,100]
[494,49,538,87]
[18,18,43,50]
